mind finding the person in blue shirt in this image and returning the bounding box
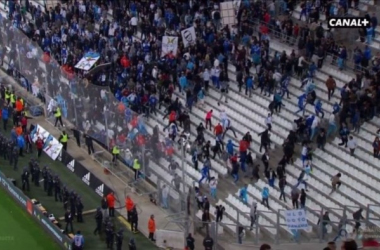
[226,140,236,156]
[367,26,374,45]
[239,184,248,204]
[197,88,205,108]
[261,186,270,208]
[308,62,317,77]
[17,134,25,156]
[149,95,158,116]
[314,99,324,118]
[245,75,254,97]
[338,123,350,147]
[11,127,17,143]
[2,106,9,130]
[179,73,188,93]
[333,102,340,115]
[198,165,210,184]
[295,94,306,115]
[281,76,291,99]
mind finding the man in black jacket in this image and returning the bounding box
[186,233,195,250]
[279,176,287,202]
[130,206,138,233]
[64,209,74,233]
[203,234,214,250]
[93,207,103,235]
[84,133,95,155]
[353,208,364,232]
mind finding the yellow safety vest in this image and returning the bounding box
[60,134,68,143]
[20,98,24,105]
[112,146,120,155]
[5,91,10,100]
[133,159,141,170]
[55,107,61,118]
[10,94,15,104]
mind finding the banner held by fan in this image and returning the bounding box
[181,27,196,48]
[161,36,178,57]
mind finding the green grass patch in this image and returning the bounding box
[0,187,60,250]
[0,129,158,249]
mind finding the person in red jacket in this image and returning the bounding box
[20,114,28,133]
[106,192,116,217]
[36,137,44,158]
[163,111,178,131]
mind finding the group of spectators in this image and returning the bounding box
[2,0,380,248]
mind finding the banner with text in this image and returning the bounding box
[181,27,196,48]
[161,36,178,57]
[0,171,73,250]
[58,150,113,197]
[75,52,100,71]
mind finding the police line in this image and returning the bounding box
[32,123,114,197]
[0,171,73,250]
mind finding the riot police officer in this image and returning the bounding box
[70,191,77,218]
[47,173,54,196]
[115,229,124,250]
[42,166,48,192]
[33,165,40,186]
[62,186,69,210]
[54,176,62,202]
[76,197,84,223]
[105,222,114,249]
[93,207,103,235]
[29,159,36,182]
[9,145,19,170]
[21,167,30,191]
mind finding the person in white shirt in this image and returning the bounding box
[211,66,221,89]
[310,116,319,141]
[130,16,138,34]
[265,113,272,131]
[209,177,218,199]
[347,136,357,156]
[297,55,306,77]
[203,68,210,91]
[161,185,169,209]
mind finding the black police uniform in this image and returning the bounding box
[9,146,18,170]
[21,169,30,191]
[42,168,48,191]
[54,178,62,202]
[47,174,54,196]
[105,224,114,249]
[76,199,84,223]
[203,235,214,250]
[33,166,40,186]
[116,230,123,250]
[93,209,103,235]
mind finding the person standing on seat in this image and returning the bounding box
[330,173,342,194]
[249,202,257,231]
[261,186,270,209]
[338,124,350,147]
[325,75,336,101]
[54,106,63,127]
[347,136,357,156]
[205,110,213,131]
[239,184,248,204]
[353,208,365,233]
[291,186,300,209]
[59,130,69,151]
[73,231,84,250]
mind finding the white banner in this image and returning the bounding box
[75,52,100,70]
[30,124,63,161]
[181,26,196,48]
[30,124,50,143]
[220,1,237,26]
[161,36,178,57]
[43,135,63,161]
[284,209,309,230]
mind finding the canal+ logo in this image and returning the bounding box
[328,17,371,29]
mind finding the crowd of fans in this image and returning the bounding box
[1,0,380,247]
